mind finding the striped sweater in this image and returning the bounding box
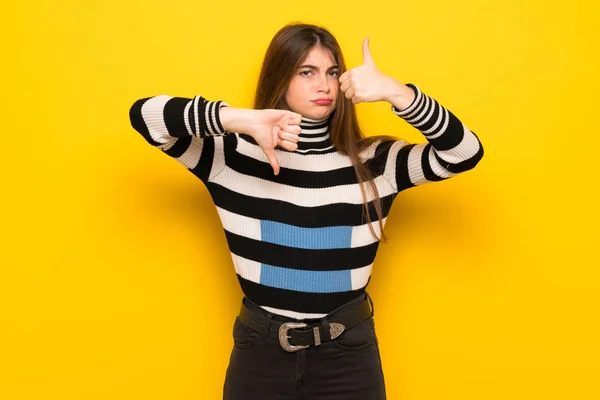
[128,83,484,319]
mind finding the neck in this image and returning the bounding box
[293,114,334,153]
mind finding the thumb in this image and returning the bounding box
[286,111,303,125]
[263,147,280,175]
[362,36,373,65]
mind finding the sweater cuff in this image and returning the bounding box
[391,83,422,117]
[204,100,230,136]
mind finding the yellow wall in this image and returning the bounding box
[2,0,599,398]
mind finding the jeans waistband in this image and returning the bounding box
[241,291,374,325]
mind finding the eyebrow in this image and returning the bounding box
[298,64,339,70]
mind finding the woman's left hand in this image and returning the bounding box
[339,37,399,104]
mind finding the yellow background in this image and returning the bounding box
[2,0,599,399]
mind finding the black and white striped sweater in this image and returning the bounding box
[128,83,484,319]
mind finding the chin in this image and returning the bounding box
[307,107,335,120]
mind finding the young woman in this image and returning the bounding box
[129,22,484,400]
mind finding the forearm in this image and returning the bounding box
[388,83,484,191]
[219,107,257,134]
[383,78,417,111]
[129,95,230,145]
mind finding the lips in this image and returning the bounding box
[312,99,332,105]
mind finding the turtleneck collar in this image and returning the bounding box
[292,114,334,153]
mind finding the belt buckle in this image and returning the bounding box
[278,321,346,352]
[278,322,309,352]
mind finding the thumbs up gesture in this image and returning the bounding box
[339,37,395,104]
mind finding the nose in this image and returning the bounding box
[317,74,330,93]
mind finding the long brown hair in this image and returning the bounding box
[254,22,399,243]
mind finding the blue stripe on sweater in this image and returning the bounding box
[260,264,352,293]
[260,220,352,249]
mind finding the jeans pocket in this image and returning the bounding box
[331,317,377,350]
[232,317,262,349]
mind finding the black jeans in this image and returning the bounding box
[223,292,386,400]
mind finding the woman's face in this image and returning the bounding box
[284,46,339,120]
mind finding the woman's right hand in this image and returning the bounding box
[248,109,302,175]
[220,107,302,175]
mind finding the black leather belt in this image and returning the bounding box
[237,294,374,352]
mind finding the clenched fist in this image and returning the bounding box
[250,109,303,175]
[220,107,303,175]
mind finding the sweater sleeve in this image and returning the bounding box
[128,94,232,183]
[383,83,484,192]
